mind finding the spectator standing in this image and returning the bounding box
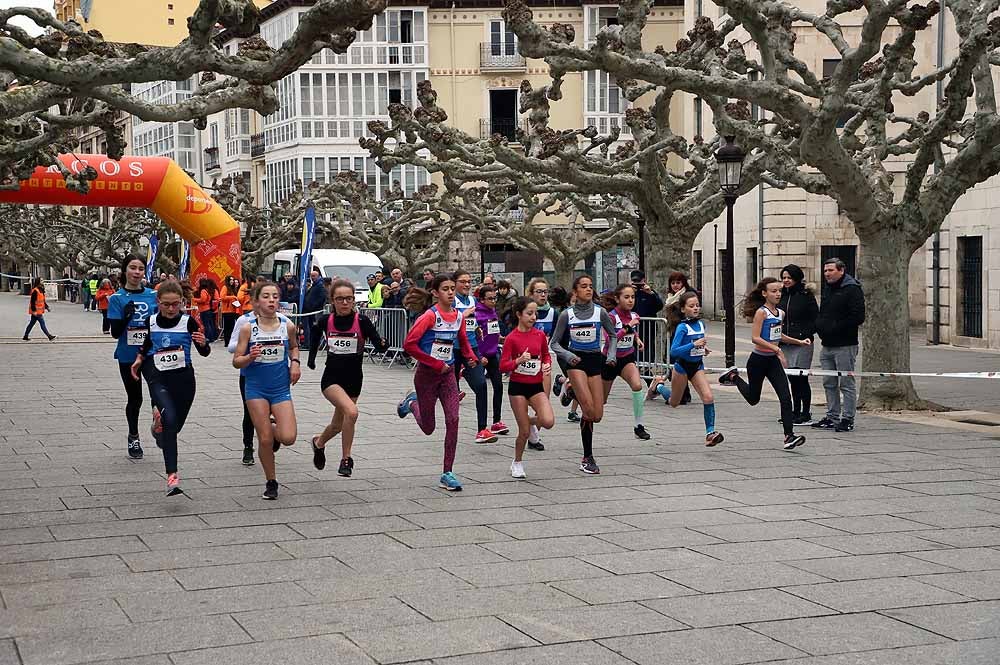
[778,264,819,425]
[383,282,404,309]
[421,268,435,287]
[194,278,220,342]
[631,269,665,364]
[302,268,328,350]
[663,271,696,404]
[812,258,865,433]
[284,276,300,308]
[95,279,115,334]
[81,274,93,311]
[365,273,387,308]
[219,275,242,346]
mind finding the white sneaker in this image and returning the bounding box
[510,460,526,479]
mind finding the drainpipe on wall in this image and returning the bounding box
[931,7,945,344]
[450,3,458,121]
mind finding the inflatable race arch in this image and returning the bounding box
[0,154,241,284]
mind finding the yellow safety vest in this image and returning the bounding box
[367,284,383,308]
[88,279,98,293]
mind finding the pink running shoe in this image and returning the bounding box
[490,422,510,435]
[165,473,183,496]
[475,428,498,444]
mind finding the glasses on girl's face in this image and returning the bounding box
[533,289,549,295]
[484,296,497,301]
[334,296,355,303]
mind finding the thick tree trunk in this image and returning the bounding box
[551,257,579,291]
[856,226,926,410]
[646,225,695,293]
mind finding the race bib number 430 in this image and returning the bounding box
[153,350,184,372]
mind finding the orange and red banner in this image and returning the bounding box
[0,154,241,284]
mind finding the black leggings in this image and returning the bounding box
[788,375,811,416]
[222,313,239,346]
[143,366,195,475]
[454,356,488,431]
[118,362,145,437]
[733,353,794,436]
[483,353,504,424]
[238,375,255,449]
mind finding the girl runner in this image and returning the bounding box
[107,255,158,459]
[550,275,617,474]
[452,270,495,444]
[600,285,651,440]
[397,274,478,491]
[549,286,581,423]
[500,297,554,479]
[308,279,388,477]
[129,281,211,496]
[524,277,554,450]
[22,277,57,341]
[646,291,725,446]
[233,281,301,499]
[474,285,508,438]
[719,278,806,450]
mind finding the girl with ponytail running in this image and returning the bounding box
[646,291,724,446]
[550,275,617,474]
[600,284,651,440]
[397,274,478,491]
[718,278,805,450]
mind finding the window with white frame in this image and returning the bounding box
[265,158,298,205]
[584,69,629,137]
[489,20,516,56]
[585,6,619,44]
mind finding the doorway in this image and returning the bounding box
[489,89,518,141]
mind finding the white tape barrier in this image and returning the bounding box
[703,366,1000,380]
[1,272,80,284]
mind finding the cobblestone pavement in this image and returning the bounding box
[1,293,999,664]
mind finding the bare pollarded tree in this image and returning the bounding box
[0,203,154,274]
[363,65,789,294]
[503,0,1000,409]
[0,0,386,191]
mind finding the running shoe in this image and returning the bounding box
[242,447,255,466]
[490,421,510,436]
[579,456,600,474]
[127,434,143,459]
[439,472,463,491]
[165,473,183,497]
[510,460,526,479]
[21,336,28,341]
[311,436,326,471]
[527,440,545,451]
[272,439,281,453]
[553,375,565,397]
[717,368,739,386]
[646,377,665,401]
[262,479,279,500]
[811,417,838,430]
[834,418,855,432]
[475,428,498,444]
[458,391,467,402]
[560,385,575,408]
[705,431,725,447]
[634,425,651,440]
[47,335,56,341]
[783,434,806,450]
[338,457,353,477]
[397,391,417,419]
[796,412,815,426]
[567,411,581,423]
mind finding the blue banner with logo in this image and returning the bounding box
[145,235,158,283]
[297,206,316,313]
[178,239,190,280]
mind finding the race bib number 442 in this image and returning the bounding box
[570,326,596,343]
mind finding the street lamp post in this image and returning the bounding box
[637,215,646,274]
[715,136,745,369]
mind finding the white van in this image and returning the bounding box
[264,248,383,304]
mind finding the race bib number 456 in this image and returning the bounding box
[327,334,359,355]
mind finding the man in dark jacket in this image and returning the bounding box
[630,270,665,363]
[813,257,866,432]
[301,268,327,350]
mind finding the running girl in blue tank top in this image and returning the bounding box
[233,281,301,500]
[129,280,211,496]
[646,291,724,446]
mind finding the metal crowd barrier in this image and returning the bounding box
[359,307,415,368]
[636,316,672,379]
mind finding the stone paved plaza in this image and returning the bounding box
[2,293,1000,665]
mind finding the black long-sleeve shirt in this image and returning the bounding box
[138,313,212,363]
[308,312,387,370]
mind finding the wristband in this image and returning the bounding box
[290,358,301,364]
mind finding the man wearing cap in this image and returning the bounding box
[631,269,665,364]
[302,268,327,350]
[366,273,386,308]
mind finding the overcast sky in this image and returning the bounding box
[5,0,57,37]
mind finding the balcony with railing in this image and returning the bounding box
[480,43,526,71]
[250,132,265,159]
[203,147,220,171]
[480,118,528,143]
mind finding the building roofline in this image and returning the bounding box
[215,0,682,45]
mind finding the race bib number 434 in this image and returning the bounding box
[256,343,285,364]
